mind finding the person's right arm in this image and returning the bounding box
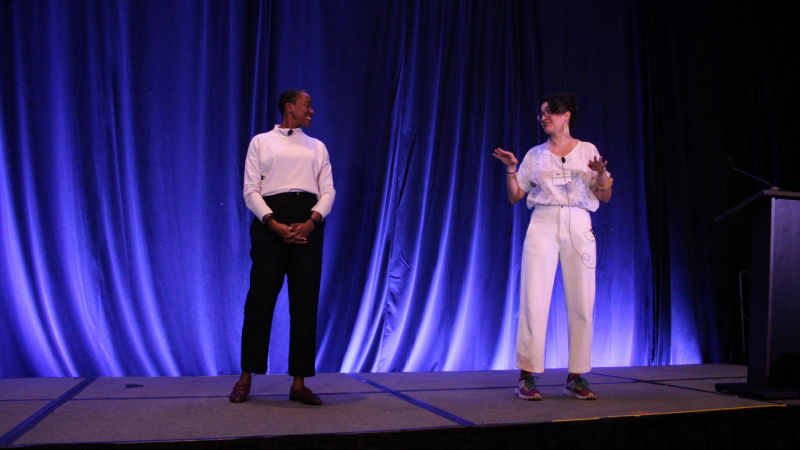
[243,136,272,220]
[493,148,527,204]
[242,136,296,242]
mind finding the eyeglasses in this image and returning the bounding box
[537,110,553,121]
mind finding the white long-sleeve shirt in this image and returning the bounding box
[243,126,335,220]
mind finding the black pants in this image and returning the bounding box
[240,192,324,377]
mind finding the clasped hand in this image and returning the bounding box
[270,221,315,245]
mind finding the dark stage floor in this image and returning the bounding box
[1,364,798,448]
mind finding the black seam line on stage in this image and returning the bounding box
[345,373,476,427]
[0,377,97,447]
[649,376,748,381]
[649,381,765,398]
[592,372,767,399]
[372,380,636,392]
[67,391,384,401]
[592,372,747,382]
[385,380,636,393]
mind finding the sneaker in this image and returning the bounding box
[563,374,596,400]
[515,376,542,400]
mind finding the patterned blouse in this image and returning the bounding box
[516,141,608,212]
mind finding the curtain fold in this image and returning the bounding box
[2,0,794,377]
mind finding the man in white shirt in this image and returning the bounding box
[230,90,335,405]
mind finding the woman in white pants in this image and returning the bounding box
[493,93,612,401]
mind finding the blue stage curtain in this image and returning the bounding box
[2,0,794,377]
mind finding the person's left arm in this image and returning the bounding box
[289,144,335,244]
[588,154,612,203]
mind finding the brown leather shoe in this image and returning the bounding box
[289,386,322,405]
[229,381,251,403]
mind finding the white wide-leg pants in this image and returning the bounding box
[517,205,596,374]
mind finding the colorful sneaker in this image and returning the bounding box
[515,376,542,400]
[563,374,597,400]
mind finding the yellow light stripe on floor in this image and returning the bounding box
[552,404,784,422]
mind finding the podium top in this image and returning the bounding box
[715,190,800,224]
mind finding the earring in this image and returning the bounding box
[564,123,570,136]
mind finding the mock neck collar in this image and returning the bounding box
[274,125,303,135]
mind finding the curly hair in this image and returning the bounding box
[543,93,578,129]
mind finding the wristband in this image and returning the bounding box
[595,176,614,191]
[264,215,276,229]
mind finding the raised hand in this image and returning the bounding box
[493,148,518,167]
[588,155,608,174]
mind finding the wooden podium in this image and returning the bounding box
[714,190,800,399]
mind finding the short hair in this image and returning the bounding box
[543,93,578,128]
[277,89,308,116]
